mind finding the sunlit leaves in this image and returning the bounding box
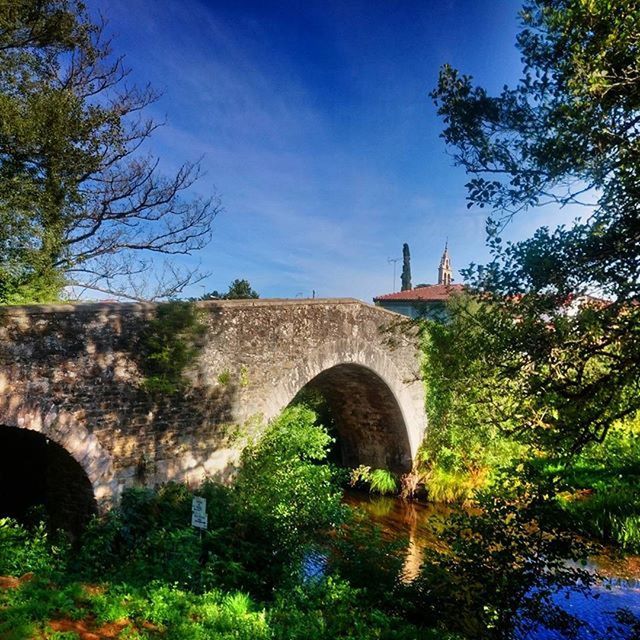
[431,0,640,451]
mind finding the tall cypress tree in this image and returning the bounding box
[401,243,412,291]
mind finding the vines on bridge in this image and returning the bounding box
[137,301,206,395]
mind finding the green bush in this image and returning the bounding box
[422,463,487,504]
[0,518,69,578]
[0,575,457,640]
[0,579,85,639]
[0,402,461,640]
[74,409,345,595]
[269,577,449,640]
[235,405,345,556]
[418,295,526,503]
[0,579,270,640]
[349,466,398,495]
[532,416,640,550]
[370,469,398,495]
[74,484,202,588]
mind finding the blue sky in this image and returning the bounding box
[88,0,574,301]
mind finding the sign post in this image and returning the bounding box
[191,496,208,530]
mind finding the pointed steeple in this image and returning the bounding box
[438,241,453,286]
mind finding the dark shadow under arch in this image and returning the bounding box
[0,425,97,537]
[291,363,412,473]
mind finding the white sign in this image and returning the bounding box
[191,496,208,529]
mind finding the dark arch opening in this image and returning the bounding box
[291,364,412,473]
[0,426,97,538]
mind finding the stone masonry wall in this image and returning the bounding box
[0,299,426,510]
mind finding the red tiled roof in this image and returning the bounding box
[373,284,465,302]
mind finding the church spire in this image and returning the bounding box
[438,241,452,286]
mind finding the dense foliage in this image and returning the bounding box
[415,482,594,639]
[0,477,616,640]
[0,407,458,640]
[431,0,640,452]
[534,415,640,551]
[418,293,525,502]
[234,405,344,562]
[1,403,607,639]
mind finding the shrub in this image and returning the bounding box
[269,578,447,640]
[418,295,527,503]
[423,463,486,504]
[370,469,398,495]
[0,518,68,578]
[234,405,345,557]
[532,416,640,550]
[1,576,457,640]
[0,578,85,638]
[74,484,202,587]
[75,408,345,595]
[0,579,270,640]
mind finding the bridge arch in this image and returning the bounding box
[0,299,427,501]
[0,396,118,513]
[291,363,412,472]
[0,425,97,536]
[263,337,425,473]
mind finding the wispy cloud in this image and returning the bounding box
[90,0,576,301]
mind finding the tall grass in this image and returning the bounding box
[423,464,487,504]
[534,416,640,550]
[369,469,398,495]
[349,466,398,496]
[557,486,640,552]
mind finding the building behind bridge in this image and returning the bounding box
[373,243,464,320]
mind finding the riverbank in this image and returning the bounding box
[2,407,639,640]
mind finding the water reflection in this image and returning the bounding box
[344,490,640,639]
[343,490,450,580]
[526,583,640,639]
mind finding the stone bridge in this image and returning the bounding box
[0,298,425,530]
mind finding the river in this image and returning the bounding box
[344,491,640,640]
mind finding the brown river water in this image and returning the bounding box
[343,490,640,639]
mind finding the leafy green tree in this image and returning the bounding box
[431,0,640,451]
[401,243,412,291]
[225,278,259,299]
[200,279,259,300]
[419,293,525,499]
[0,1,219,304]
